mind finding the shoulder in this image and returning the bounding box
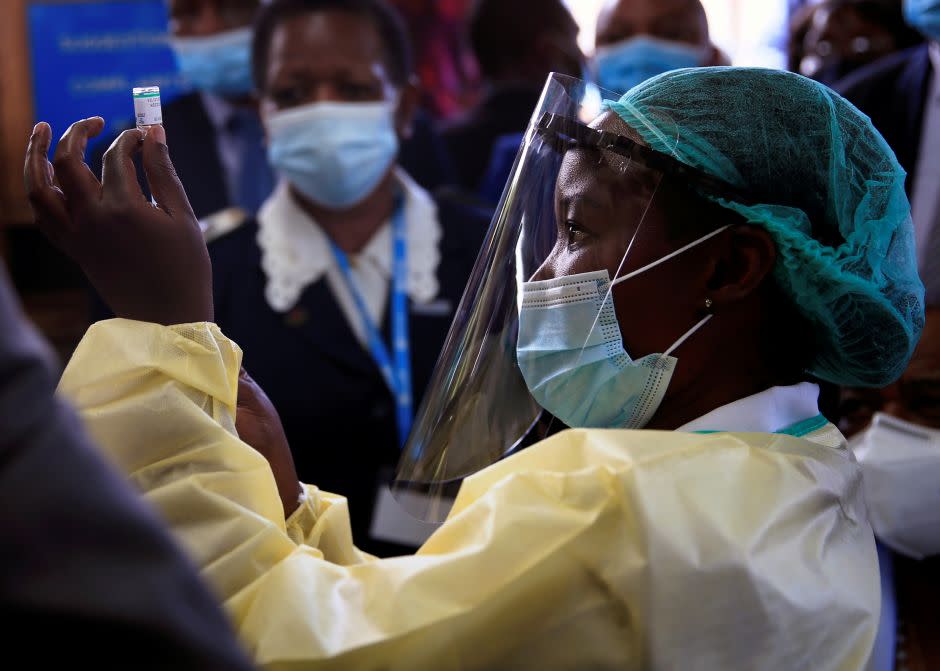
[836,44,929,100]
[208,217,260,268]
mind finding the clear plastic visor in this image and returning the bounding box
[392,74,684,521]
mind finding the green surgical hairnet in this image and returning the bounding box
[605,67,924,388]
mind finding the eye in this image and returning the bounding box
[270,84,308,108]
[566,221,590,249]
[338,81,380,101]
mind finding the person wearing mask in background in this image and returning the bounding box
[0,248,254,667]
[840,309,940,671]
[208,0,489,557]
[788,0,922,87]
[836,0,940,307]
[592,0,724,95]
[32,66,921,669]
[477,0,724,205]
[93,0,275,227]
[440,0,584,194]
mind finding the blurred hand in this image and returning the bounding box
[236,368,303,518]
[24,118,212,325]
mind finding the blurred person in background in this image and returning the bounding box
[788,0,922,87]
[477,0,724,206]
[836,0,940,307]
[839,309,940,671]
[440,0,584,194]
[388,0,479,120]
[208,0,489,556]
[592,0,724,94]
[93,0,275,224]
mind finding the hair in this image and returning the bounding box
[251,0,413,90]
[467,0,576,79]
[657,176,818,381]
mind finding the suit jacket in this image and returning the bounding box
[0,265,254,670]
[836,44,933,196]
[209,194,489,556]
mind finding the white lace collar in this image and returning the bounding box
[257,168,442,312]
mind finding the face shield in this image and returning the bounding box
[392,74,744,522]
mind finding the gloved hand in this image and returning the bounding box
[236,367,303,518]
[24,118,212,325]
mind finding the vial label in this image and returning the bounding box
[133,86,162,128]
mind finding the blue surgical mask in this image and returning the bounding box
[516,226,727,429]
[170,28,254,96]
[265,100,399,210]
[593,35,708,94]
[904,0,940,41]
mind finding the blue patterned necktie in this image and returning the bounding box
[228,108,275,215]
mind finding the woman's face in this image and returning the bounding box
[260,11,396,115]
[532,111,716,360]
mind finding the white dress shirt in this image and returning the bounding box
[200,93,241,207]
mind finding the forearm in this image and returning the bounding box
[59,320,299,592]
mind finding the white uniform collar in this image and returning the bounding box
[257,167,442,312]
[677,382,822,434]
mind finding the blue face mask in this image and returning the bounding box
[904,0,940,41]
[170,28,253,96]
[516,226,727,429]
[265,100,399,210]
[593,35,707,94]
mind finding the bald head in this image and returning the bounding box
[595,0,709,48]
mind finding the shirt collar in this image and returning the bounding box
[257,167,442,312]
[677,382,821,434]
[200,92,236,133]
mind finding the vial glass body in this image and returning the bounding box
[133,86,163,129]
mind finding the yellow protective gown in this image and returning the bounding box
[59,320,879,670]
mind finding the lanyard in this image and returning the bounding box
[330,202,412,448]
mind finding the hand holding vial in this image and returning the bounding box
[23,113,213,326]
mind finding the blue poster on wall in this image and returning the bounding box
[28,1,189,152]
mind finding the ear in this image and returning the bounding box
[703,225,777,308]
[394,76,421,141]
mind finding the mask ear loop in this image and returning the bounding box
[538,161,662,434]
[580,169,664,355]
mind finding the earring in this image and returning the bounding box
[704,297,713,310]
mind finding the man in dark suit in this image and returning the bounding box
[836,1,939,305]
[0,257,254,669]
[210,0,489,557]
[440,0,584,193]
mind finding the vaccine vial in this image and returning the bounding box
[133,86,162,129]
